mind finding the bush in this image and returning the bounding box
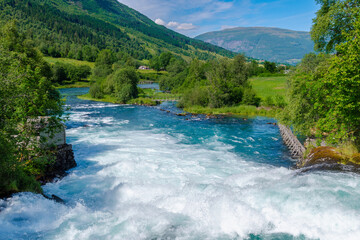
[115,84,135,103]
[179,86,209,108]
[89,83,104,99]
[263,96,275,107]
[274,95,287,108]
[242,88,261,107]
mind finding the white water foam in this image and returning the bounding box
[1,109,360,239]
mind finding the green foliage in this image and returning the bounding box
[283,4,360,147]
[52,62,91,84]
[174,55,261,109]
[242,88,261,107]
[318,19,360,144]
[247,60,265,77]
[93,49,114,78]
[264,61,277,73]
[311,0,360,52]
[0,0,234,63]
[0,21,63,196]
[280,53,331,137]
[105,67,139,103]
[89,83,104,99]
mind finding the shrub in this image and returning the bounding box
[89,83,104,99]
[242,88,261,107]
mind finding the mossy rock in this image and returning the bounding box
[298,147,360,171]
[299,146,344,168]
[349,153,360,165]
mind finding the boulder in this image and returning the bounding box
[40,144,76,183]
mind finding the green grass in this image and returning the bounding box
[139,89,181,100]
[55,80,91,89]
[250,76,287,100]
[78,93,119,103]
[44,57,95,68]
[184,105,279,118]
[137,69,167,74]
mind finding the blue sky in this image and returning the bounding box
[117,0,320,37]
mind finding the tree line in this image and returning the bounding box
[281,0,360,148]
[0,22,64,196]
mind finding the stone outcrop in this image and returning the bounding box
[297,146,360,172]
[39,144,76,184]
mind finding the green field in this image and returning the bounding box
[44,57,95,68]
[139,89,180,100]
[56,80,91,89]
[250,76,287,100]
[184,105,278,118]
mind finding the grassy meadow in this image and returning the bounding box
[44,57,95,68]
[250,76,287,100]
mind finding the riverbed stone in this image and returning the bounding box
[40,144,76,183]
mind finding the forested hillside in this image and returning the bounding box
[0,0,235,61]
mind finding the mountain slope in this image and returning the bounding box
[196,27,314,64]
[0,0,235,60]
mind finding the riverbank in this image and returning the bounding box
[56,80,91,89]
[78,93,159,106]
[184,105,279,118]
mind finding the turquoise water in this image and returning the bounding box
[1,88,360,240]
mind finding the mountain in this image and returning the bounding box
[196,27,314,64]
[0,0,235,61]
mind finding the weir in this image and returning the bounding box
[278,124,305,158]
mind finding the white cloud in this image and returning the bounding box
[167,21,180,28]
[177,23,197,30]
[155,19,197,31]
[155,18,166,26]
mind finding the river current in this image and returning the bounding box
[1,88,360,240]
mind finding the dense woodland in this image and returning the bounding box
[0,0,235,62]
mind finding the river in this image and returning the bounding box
[1,88,360,240]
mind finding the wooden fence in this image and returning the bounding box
[278,124,305,158]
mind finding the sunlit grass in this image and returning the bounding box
[184,105,279,118]
[250,76,287,100]
[44,57,95,68]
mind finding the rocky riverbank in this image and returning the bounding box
[297,146,360,172]
[39,144,77,184]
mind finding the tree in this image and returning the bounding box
[264,61,277,73]
[93,49,114,78]
[319,19,360,144]
[149,56,162,72]
[105,67,139,103]
[280,53,331,136]
[311,0,360,52]
[0,22,64,195]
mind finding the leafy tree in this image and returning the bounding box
[105,67,139,103]
[89,83,104,99]
[0,21,64,195]
[264,61,277,73]
[93,49,114,78]
[280,53,331,137]
[318,19,360,144]
[149,56,162,72]
[311,0,360,52]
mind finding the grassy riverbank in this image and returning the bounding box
[78,88,180,106]
[56,80,91,89]
[184,105,279,118]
